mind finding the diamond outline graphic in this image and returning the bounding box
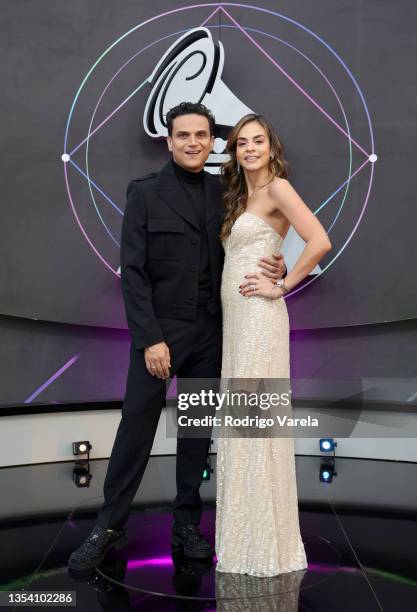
[63,2,375,293]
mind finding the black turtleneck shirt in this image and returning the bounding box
[173,160,212,305]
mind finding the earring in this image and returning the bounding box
[236,160,240,172]
[270,153,275,160]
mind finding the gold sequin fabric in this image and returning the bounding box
[215,212,308,577]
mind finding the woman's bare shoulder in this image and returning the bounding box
[268,176,292,201]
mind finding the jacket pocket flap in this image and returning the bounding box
[148,218,184,233]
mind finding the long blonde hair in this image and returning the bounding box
[220,114,288,241]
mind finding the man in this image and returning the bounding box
[69,102,286,572]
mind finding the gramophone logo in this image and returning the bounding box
[143,27,252,174]
[63,3,375,291]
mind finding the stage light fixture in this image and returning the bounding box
[73,463,92,488]
[72,441,92,457]
[319,458,337,483]
[319,438,337,453]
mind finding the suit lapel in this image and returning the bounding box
[156,161,200,230]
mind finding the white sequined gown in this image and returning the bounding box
[215,211,307,577]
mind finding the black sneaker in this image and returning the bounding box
[171,524,213,559]
[68,525,127,573]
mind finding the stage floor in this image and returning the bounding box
[0,455,416,611]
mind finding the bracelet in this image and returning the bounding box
[276,279,290,294]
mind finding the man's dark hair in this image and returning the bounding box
[166,102,216,136]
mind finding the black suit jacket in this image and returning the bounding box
[120,160,225,350]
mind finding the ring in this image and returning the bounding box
[250,284,256,290]
[151,366,156,370]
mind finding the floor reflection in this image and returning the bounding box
[215,567,307,612]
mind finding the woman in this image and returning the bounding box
[215,114,331,577]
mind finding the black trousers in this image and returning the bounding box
[98,306,222,530]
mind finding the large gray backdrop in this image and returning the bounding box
[0,0,416,407]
